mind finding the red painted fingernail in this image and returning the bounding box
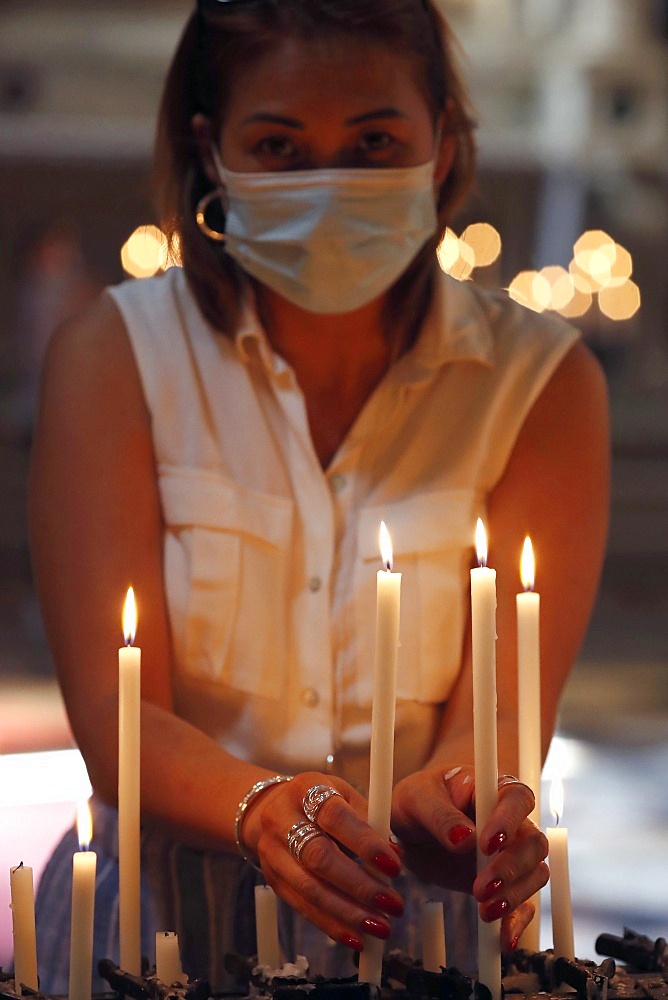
[478,877,503,902]
[448,824,474,846]
[372,851,401,877]
[374,892,404,917]
[341,933,364,951]
[486,831,507,853]
[485,898,509,921]
[511,936,520,952]
[361,917,391,940]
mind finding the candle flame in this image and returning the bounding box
[77,799,93,851]
[122,587,137,645]
[549,776,564,825]
[520,536,535,591]
[475,518,488,567]
[379,521,393,571]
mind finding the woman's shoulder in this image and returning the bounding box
[45,286,132,378]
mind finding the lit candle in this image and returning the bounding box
[358,522,401,987]
[470,518,501,1000]
[119,586,141,974]
[155,932,185,986]
[546,777,575,959]
[10,862,38,991]
[69,800,97,1000]
[254,885,281,970]
[421,899,446,972]
[516,536,541,951]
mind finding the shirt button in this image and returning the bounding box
[330,474,347,493]
[308,576,322,593]
[301,687,320,708]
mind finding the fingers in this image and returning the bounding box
[500,900,537,953]
[473,819,549,922]
[252,772,404,950]
[479,779,536,856]
[267,831,401,950]
[391,765,477,854]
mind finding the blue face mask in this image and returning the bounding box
[213,155,438,314]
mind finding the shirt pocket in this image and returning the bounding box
[356,490,480,705]
[159,465,294,699]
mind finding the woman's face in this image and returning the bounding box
[216,34,450,178]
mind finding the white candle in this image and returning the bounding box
[119,586,142,974]
[470,518,501,1000]
[516,536,541,951]
[10,863,38,991]
[69,801,97,1000]
[358,522,401,987]
[155,932,185,986]
[421,899,446,972]
[547,777,575,959]
[254,885,281,970]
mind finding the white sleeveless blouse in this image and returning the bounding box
[107,267,578,793]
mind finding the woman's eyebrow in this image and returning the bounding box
[346,107,406,125]
[241,112,304,127]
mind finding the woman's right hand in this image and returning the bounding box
[241,771,405,952]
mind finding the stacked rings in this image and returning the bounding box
[302,784,343,823]
[498,774,532,793]
[287,819,327,862]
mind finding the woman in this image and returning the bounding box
[30,0,610,992]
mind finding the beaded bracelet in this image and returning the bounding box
[234,774,294,870]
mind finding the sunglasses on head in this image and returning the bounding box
[198,0,430,9]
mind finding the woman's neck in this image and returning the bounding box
[258,288,394,468]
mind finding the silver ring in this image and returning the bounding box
[287,820,328,862]
[498,774,532,793]
[302,784,343,824]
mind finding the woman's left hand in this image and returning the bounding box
[390,764,549,951]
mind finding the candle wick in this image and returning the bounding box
[384,561,392,573]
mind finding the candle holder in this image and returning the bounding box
[595,930,667,974]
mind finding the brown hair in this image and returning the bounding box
[153,0,476,348]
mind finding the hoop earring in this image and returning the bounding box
[196,188,226,242]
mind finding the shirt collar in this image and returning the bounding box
[234,270,495,381]
[234,290,293,379]
[396,271,495,385]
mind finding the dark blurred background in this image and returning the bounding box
[0,0,666,964]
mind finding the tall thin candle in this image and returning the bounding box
[470,518,501,1000]
[119,586,141,974]
[358,522,401,988]
[516,536,541,951]
[69,801,97,1000]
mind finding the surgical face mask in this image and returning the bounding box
[211,151,438,314]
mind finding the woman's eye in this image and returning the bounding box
[255,136,298,161]
[359,131,395,154]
